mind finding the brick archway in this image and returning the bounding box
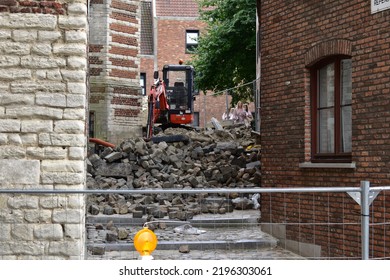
[304,39,352,67]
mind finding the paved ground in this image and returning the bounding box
[86,210,305,260]
[88,247,304,260]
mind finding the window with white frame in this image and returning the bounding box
[186,30,199,53]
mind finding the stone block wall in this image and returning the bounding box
[89,0,142,145]
[0,0,87,259]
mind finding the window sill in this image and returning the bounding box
[299,162,356,169]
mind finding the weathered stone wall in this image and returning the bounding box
[89,0,142,145]
[0,0,87,259]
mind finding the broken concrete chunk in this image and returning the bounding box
[174,224,206,235]
[104,151,123,163]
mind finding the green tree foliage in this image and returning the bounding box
[191,0,257,104]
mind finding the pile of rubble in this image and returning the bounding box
[86,123,261,220]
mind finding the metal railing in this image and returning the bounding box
[1,181,389,260]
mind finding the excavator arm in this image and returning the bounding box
[145,79,169,140]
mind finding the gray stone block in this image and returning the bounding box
[0,159,40,184]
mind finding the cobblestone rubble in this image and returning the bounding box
[84,126,304,260]
[86,124,261,220]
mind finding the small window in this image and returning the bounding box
[186,30,199,53]
[140,73,146,96]
[192,111,200,127]
[89,111,95,138]
[310,56,352,162]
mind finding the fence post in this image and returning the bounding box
[361,180,370,260]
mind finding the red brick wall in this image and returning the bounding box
[108,0,140,129]
[0,0,66,14]
[89,1,139,81]
[194,93,231,127]
[140,56,154,92]
[157,19,203,66]
[260,0,390,258]
[108,1,138,80]
[89,45,104,77]
[140,9,256,128]
[156,19,254,127]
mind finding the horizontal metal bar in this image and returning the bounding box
[370,186,390,192]
[0,186,361,195]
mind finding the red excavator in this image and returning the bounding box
[89,61,196,151]
[145,61,197,142]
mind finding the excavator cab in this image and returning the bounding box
[162,64,196,125]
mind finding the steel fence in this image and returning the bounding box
[1,181,389,260]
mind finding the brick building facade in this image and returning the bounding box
[259,0,390,258]
[89,0,234,144]
[140,0,236,128]
[89,0,142,145]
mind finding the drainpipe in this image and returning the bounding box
[255,1,261,132]
[225,90,229,113]
[152,0,158,72]
[203,92,207,127]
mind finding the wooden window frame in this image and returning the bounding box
[310,55,352,163]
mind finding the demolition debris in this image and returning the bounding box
[86,123,261,220]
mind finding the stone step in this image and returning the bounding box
[86,209,269,256]
[87,238,278,253]
[86,209,260,228]
[86,216,259,227]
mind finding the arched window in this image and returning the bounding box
[310,56,352,162]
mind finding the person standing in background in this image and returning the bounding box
[243,103,253,128]
[234,101,247,124]
[222,107,237,121]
